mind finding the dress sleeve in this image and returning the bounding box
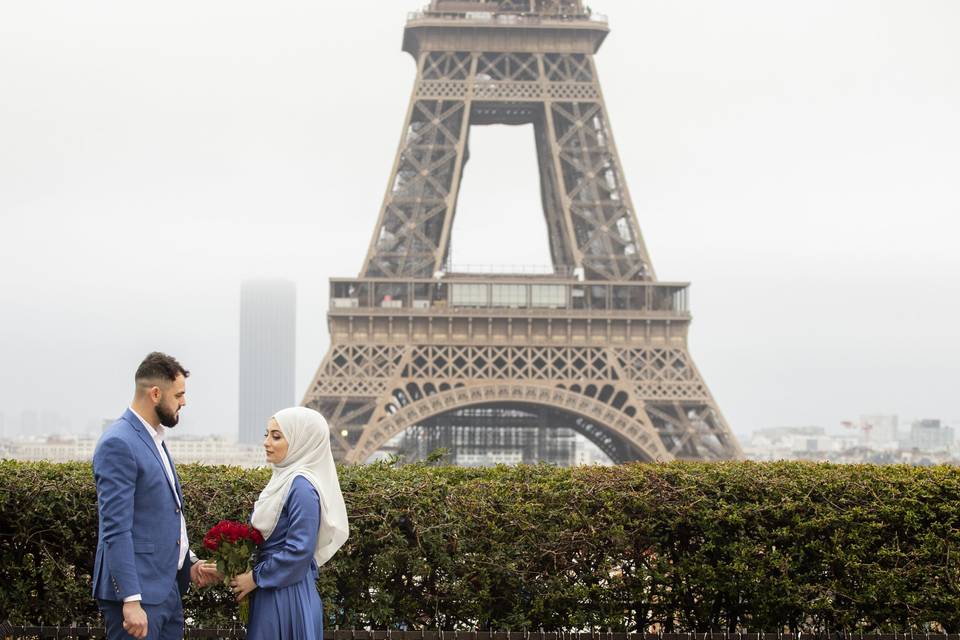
[253,477,320,589]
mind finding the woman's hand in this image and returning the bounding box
[230,570,257,601]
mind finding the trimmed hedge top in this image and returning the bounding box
[1,460,959,632]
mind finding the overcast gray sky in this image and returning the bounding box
[1,1,958,441]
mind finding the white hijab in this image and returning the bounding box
[251,407,349,567]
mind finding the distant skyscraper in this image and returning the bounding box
[41,410,67,434]
[909,419,954,452]
[239,279,296,445]
[860,414,898,447]
[20,410,39,434]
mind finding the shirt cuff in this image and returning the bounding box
[189,550,198,564]
[123,594,142,603]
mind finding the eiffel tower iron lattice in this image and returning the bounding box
[303,0,743,464]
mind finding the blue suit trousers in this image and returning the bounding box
[98,583,183,640]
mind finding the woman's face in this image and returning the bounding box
[263,418,289,464]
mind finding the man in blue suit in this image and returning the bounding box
[93,352,219,640]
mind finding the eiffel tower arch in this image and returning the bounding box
[303,0,743,464]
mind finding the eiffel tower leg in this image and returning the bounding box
[536,53,656,281]
[302,344,395,460]
[362,52,475,279]
[609,346,743,460]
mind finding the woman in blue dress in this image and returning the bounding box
[230,407,349,640]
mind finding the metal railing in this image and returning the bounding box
[2,627,956,640]
[0,625,242,639]
[407,11,608,25]
[446,264,573,276]
[329,278,690,314]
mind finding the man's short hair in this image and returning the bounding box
[135,352,190,385]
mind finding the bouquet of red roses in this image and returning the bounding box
[203,520,264,623]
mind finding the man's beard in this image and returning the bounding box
[156,404,180,428]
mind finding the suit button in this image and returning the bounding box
[175,508,180,514]
[176,540,180,546]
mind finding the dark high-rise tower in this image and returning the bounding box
[303,0,742,464]
[240,279,296,445]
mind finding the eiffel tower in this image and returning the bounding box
[303,0,743,464]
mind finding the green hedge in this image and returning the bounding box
[2,460,960,632]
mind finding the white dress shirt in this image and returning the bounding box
[124,408,191,602]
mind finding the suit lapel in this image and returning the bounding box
[162,440,185,507]
[124,410,165,469]
[123,409,181,505]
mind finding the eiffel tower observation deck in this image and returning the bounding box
[417,0,592,17]
[303,1,744,465]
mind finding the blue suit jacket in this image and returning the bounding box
[92,409,194,604]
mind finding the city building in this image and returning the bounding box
[859,414,898,449]
[40,410,68,433]
[387,408,580,466]
[909,419,954,452]
[4,435,92,463]
[377,416,612,467]
[746,426,834,461]
[20,410,38,433]
[239,279,296,445]
[1,434,265,467]
[743,416,959,464]
[165,436,265,467]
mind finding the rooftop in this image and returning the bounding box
[425,0,588,18]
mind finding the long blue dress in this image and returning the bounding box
[247,476,323,640]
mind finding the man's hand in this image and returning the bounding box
[190,560,222,588]
[230,570,257,602]
[122,601,148,639]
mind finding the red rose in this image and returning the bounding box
[202,519,263,559]
[203,533,219,551]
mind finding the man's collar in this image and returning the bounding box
[129,407,165,442]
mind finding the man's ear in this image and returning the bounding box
[150,386,162,403]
